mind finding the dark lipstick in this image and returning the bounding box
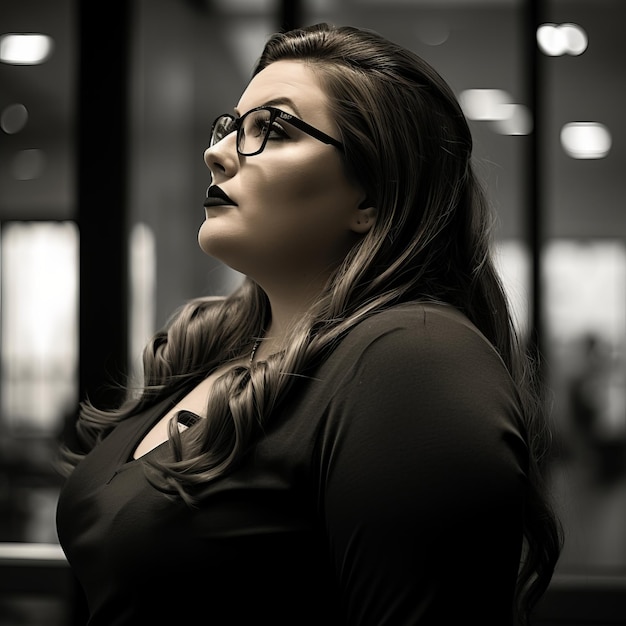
[204,185,236,207]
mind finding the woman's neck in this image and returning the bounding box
[252,276,327,363]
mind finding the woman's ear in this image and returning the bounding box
[350,204,377,235]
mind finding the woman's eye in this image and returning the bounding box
[244,112,290,144]
[250,118,266,137]
[266,121,288,140]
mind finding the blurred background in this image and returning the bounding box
[0,0,624,624]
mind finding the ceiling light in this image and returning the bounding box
[0,33,54,65]
[459,89,514,121]
[491,104,533,135]
[560,122,611,159]
[536,23,588,56]
[560,23,588,55]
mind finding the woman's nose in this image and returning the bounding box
[204,133,238,179]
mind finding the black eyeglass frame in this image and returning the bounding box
[210,105,344,156]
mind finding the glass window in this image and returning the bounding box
[1,221,78,435]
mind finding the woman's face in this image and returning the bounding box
[198,60,367,290]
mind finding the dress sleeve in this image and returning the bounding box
[317,312,528,625]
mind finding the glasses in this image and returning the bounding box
[210,105,344,156]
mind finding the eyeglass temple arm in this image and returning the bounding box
[281,114,343,150]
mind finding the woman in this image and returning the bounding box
[56,22,562,625]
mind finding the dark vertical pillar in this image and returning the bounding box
[77,0,132,410]
[72,3,132,621]
[525,0,545,370]
[280,0,303,31]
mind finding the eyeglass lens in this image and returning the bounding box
[211,116,234,147]
[212,109,275,156]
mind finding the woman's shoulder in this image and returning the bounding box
[329,301,509,385]
[348,302,490,350]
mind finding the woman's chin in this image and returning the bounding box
[197,220,227,255]
[197,229,245,274]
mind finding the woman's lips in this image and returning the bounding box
[204,185,236,207]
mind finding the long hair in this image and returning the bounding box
[59,23,561,623]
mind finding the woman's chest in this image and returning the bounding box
[131,364,235,460]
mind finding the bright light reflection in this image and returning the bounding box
[545,239,626,340]
[1,222,78,431]
[561,122,611,159]
[0,33,53,64]
[544,240,626,438]
[537,23,588,56]
[491,104,533,135]
[460,90,532,135]
[459,89,513,121]
[494,240,530,337]
[129,223,156,388]
[561,23,589,55]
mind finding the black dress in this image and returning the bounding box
[56,303,528,625]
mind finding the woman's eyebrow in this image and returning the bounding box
[234,97,302,117]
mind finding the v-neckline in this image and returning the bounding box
[123,389,190,464]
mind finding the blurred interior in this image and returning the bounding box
[1,0,625,624]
